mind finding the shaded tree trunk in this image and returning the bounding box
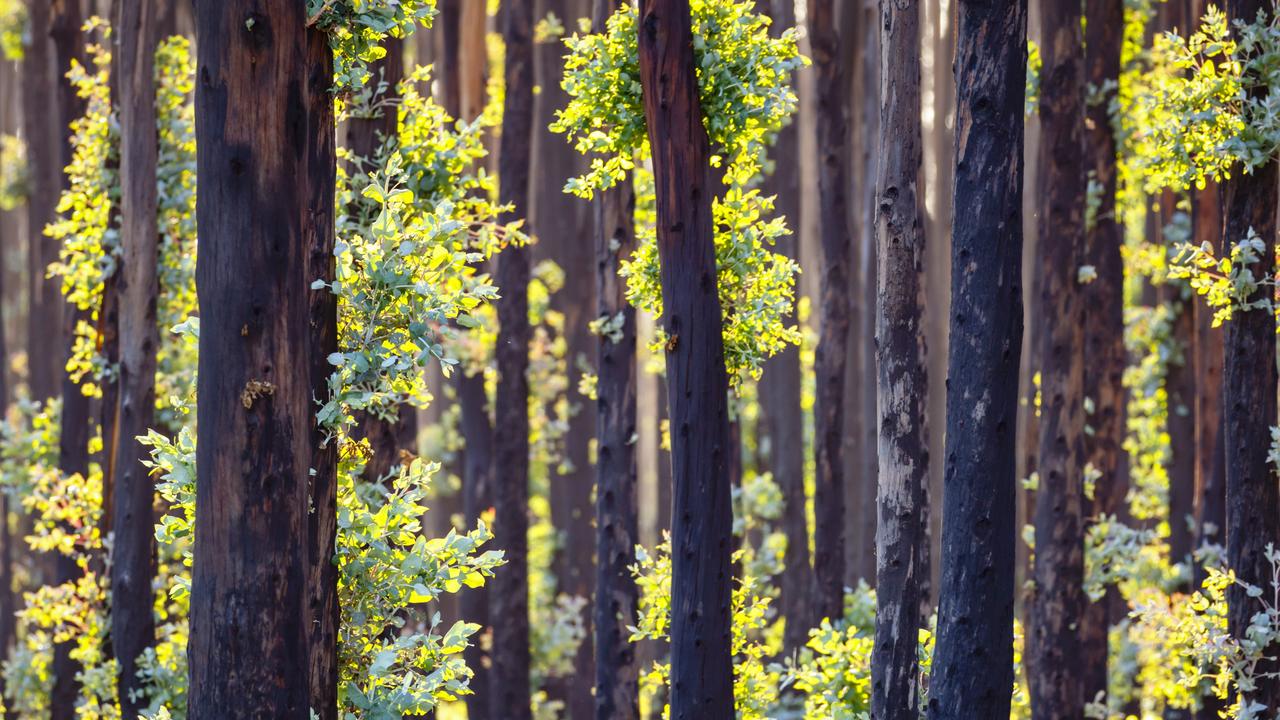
[1166,293,1196,577]
[112,0,161,713]
[1221,0,1280,712]
[1028,0,1088,715]
[591,4,639,714]
[758,0,811,655]
[1081,0,1130,709]
[927,0,1027,717]
[188,1,338,716]
[637,0,735,715]
[489,2,535,718]
[1193,182,1225,565]
[809,0,850,623]
[871,1,928,717]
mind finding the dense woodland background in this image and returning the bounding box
[0,0,1276,718]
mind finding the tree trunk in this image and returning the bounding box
[188,1,337,716]
[112,0,161,713]
[927,0,1026,717]
[1028,0,1088,715]
[1193,182,1225,567]
[50,2,88,715]
[489,2,535,718]
[1166,293,1196,577]
[1081,0,1129,709]
[871,1,928,718]
[809,0,850,624]
[591,5,639,714]
[637,0,735,715]
[1221,0,1280,712]
[757,0,811,655]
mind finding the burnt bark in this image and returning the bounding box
[1081,0,1129,709]
[871,1,928,718]
[758,0,811,655]
[188,1,338,717]
[591,4,639,713]
[112,0,161,712]
[1028,0,1088,715]
[1221,1,1280,712]
[50,2,88,715]
[927,0,1027,717]
[637,0,735,716]
[809,0,850,624]
[489,2,535,718]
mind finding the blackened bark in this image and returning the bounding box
[1028,1,1088,716]
[1222,1,1280,712]
[50,3,88,715]
[809,0,850,624]
[871,1,928,718]
[189,1,337,717]
[758,0,811,655]
[927,0,1026,718]
[24,0,66,403]
[112,0,160,712]
[489,3,535,718]
[1081,0,1129,708]
[591,2,639,710]
[637,0,735,716]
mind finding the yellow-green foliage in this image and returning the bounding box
[308,0,437,93]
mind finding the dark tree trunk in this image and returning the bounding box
[1081,0,1129,708]
[489,3,535,719]
[1028,0,1088,716]
[871,1,928,718]
[531,2,596,715]
[591,5,639,713]
[188,1,338,717]
[758,0,811,655]
[808,0,850,624]
[927,0,1026,717]
[1193,182,1225,567]
[50,2,88,715]
[24,0,66,404]
[112,0,161,713]
[1221,1,1280,712]
[637,0,735,716]
[1166,294,1197,577]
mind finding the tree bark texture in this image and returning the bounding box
[1222,1,1280,712]
[927,1,1026,717]
[809,0,850,624]
[489,2,535,718]
[189,0,338,716]
[1028,0,1088,715]
[112,0,161,712]
[638,0,735,716]
[871,1,928,718]
[1193,182,1225,565]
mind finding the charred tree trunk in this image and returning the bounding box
[1221,0,1280,711]
[1080,0,1129,708]
[758,0,811,655]
[50,2,88,715]
[927,1,1027,717]
[112,0,161,713]
[188,1,338,717]
[1028,0,1088,715]
[871,1,928,718]
[637,0,735,715]
[809,0,850,624]
[591,5,639,715]
[489,2,535,718]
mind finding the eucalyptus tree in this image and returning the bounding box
[1029,0,1088,715]
[872,0,928,717]
[928,0,1027,717]
[1081,0,1128,704]
[188,0,337,715]
[490,2,536,718]
[808,0,850,623]
[112,0,161,712]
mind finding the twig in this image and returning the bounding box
[306,0,339,28]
